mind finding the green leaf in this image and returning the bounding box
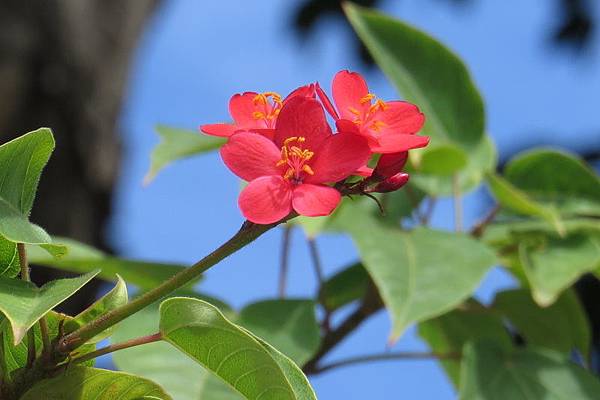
[65,275,128,343]
[504,149,600,216]
[1,311,96,375]
[0,128,61,249]
[319,262,369,312]
[486,172,564,234]
[344,3,484,148]
[0,235,20,278]
[339,204,497,339]
[112,301,240,400]
[27,237,190,290]
[159,297,317,400]
[0,271,98,344]
[459,341,600,400]
[494,289,590,356]
[418,144,468,176]
[145,125,226,184]
[20,366,172,400]
[418,300,512,387]
[412,135,497,197]
[519,233,600,306]
[238,299,320,366]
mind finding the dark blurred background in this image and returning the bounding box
[0,1,598,398]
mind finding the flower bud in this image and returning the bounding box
[370,173,409,193]
[373,152,408,179]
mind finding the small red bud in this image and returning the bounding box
[370,173,409,193]
[373,152,408,179]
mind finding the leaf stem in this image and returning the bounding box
[452,174,462,232]
[17,244,36,368]
[70,333,163,365]
[471,204,501,237]
[312,351,461,374]
[58,218,289,354]
[278,225,292,298]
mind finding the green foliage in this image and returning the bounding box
[20,366,172,400]
[159,297,317,400]
[0,236,19,278]
[145,125,226,183]
[493,289,590,355]
[26,237,191,290]
[338,204,497,339]
[319,262,369,312]
[0,271,97,344]
[459,342,600,400]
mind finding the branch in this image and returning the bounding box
[278,225,292,298]
[70,333,162,365]
[471,204,501,238]
[17,244,36,368]
[312,351,461,374]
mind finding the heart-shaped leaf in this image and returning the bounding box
[20,366,172,400]
[0,235,20,278]
[159,297,317,400]
[0,270,98,344]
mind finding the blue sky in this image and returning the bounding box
[109,0,600,398]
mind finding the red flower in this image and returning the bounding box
[220,97,370,224]
[317,70,429,154]
[201,84,315,139]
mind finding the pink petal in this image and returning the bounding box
[370,134,430,154]
[355,165,374,177]
[274,97,332,149]
[220,132,282,181]
[200,123,238,137]
[332,70,369,121]
[292,184,341,217]
[229,92,268,128]
[305,133,370,184]
[239,176,293,224]
[377,101,425,135]
[335,119,360,134]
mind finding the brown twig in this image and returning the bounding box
[278,225,293,298]
[471,204,501,238]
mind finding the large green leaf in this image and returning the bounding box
[0,271,98,344]
[0,235,20,277]
[112,301,240,400]
[20,366,172,400]
[504,149,600,216]
[238,299,320,366]
[64,275,128,343]
[486,172,563,234]
[519,233,600,306]
[1,311,96,375]
[145,125,226,184]
[418,300,512,387]
[459,342,600,400]
[338,204,497,339]
[27,237,190,290]
[493,289,590,356]
[0,128,62,251]
[344,3,484,148]
[159,297,317,400]
[319,262,369,312]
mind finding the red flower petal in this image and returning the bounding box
[200,123,238,137]
[335,119,360,134]
[316,82,339,120]
[283,83,316,103]
[370,134,430,154]
[374,152,408,178]
[292,184,341,217]
[355,165,374,177]
[220,132,282,181]
[239,176,293,224]
[229,92,268,128]
[274,97,332,148]
[332,70,369,121]
[377,101,425,135]
[305,133,370,184]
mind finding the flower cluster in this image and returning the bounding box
[201,70,428,224]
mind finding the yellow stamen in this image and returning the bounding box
[252,111,266,120]
[360,93,376,104]
[370,120,387,132]
[275,136,315,182]
[302,165,314,175]
[348,107,361,116]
